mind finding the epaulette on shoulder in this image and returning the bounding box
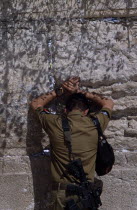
[100,110,110,118]
[40,108,50,114]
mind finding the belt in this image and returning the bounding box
[52,182,71,191]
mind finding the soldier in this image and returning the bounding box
[30,77,114,210]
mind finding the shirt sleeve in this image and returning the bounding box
[34,107,49,129]
[95,108,112,132]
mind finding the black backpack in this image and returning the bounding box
[92,117,115,176]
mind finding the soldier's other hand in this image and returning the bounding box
[62,77,80,94]
[77,89,91,98]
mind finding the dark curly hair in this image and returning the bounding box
[65,93,89,112]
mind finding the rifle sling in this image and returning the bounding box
[62,115,73,160]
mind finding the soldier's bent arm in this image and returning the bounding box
[85,92,114,110]
[30,90,57,110]
[82,91,114,131]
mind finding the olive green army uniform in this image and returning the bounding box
[35,107,112,210]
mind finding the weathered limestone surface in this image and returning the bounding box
[0,1,137,209]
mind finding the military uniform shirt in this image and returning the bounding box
[35,107,112,183]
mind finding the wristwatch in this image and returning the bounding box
[55,87,64,97]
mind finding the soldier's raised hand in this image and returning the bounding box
[62,77,80,94]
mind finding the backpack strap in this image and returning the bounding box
[61,114,74,160]
[91,117,106,141]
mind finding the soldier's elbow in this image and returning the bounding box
[103,99,114,110]
[30,100,37,110]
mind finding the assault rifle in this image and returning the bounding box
[65,158,102,210]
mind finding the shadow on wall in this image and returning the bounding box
[26,107,52,210]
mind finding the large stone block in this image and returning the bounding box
[114,151,137,168]
[100,168,137,209]
[4,148,27,156]
[111,136,137,150]
[0,174,34,210]
[3,156,30,174]
[1,0,137,19]
[114,151,127,167]
[0,158,3,174]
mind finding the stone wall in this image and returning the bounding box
[0,1,137,209]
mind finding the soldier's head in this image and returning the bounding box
[65,93,89,115]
